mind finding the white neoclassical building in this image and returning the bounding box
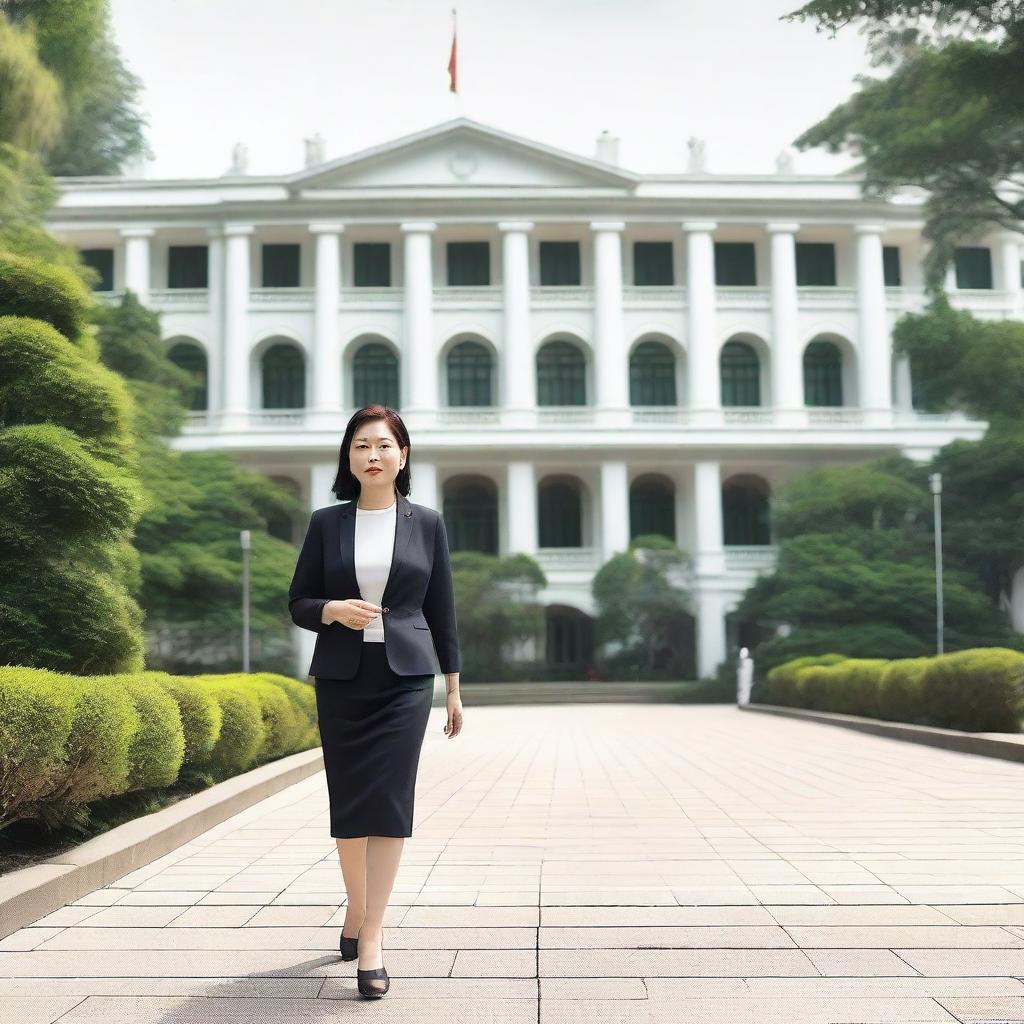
[47,118,1022,679]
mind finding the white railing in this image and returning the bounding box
[249,410,306,427]
[530,286,594,306]
[149,288,208,306]
[807,408,864,425]
[432,286,502,306]
[724,546,778,570]
[436,408,503,425]
[716,287,771,309]
[339,287,403,306]
[250,287,314,306]
[796,286,857,309]
[535,547,600,570]
[622,285,685,307]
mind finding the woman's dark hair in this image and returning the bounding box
[332,405,412,500]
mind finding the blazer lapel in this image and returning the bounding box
[339,492,415,605]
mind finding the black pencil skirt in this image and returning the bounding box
[314,641,434,839]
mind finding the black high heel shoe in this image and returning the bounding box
[339,925,359,962]
[356,931,389,999]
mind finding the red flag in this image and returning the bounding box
[447,11,458,93]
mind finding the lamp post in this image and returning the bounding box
[929,472,944,655]
[240,529,251,672]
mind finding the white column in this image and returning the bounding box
[600,460,630,562]
[411,459,439,511]
[310,462,340,510]
[401,222,437,417]
[221,224,253,431]
[693,460,725,577]
[695,590,729,680]
[767,222,801,418]
[499,221,534,415]
[310,223,343,426]
[591,221,628,416]
[855,223,892,423]
[895,355,914,415]
[205,226,224,422]
[998,233,1022,313]
[507,461,537,555]
[120,227,153,305]
[683,221,719,420]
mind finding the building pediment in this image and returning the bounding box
[288,118,638,192]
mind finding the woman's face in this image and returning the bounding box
[350,420,407,488]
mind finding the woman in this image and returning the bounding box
[287,404,464,999]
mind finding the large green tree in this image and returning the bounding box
[1,0,148,175]
[90,294,307,675]
[787,0,1024,287]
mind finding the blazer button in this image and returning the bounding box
[383,607,389,613]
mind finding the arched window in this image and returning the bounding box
[720,340,761,406]
[166,341,208,411]
[803,340,843,406]
[262,344,305,409]
[443,482,498,554]
[722,478,771,545]
[447,341,493,406]
[538,480,582,547]
[536,340,586,406]
[353,342,399,409]
[629,340,676,405]
[629,479,675,541]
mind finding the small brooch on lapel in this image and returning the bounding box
[404,510,413,517]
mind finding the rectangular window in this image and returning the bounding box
[714,242,756,286]
[446,241,490,285]
[954,246,993,289]
[261,243,300,287]
[883,246,902,286]
[539,241,581,285]
[795,242,836,286]
[167,245,209,289]
[81,248,114,291]
[633,242,674,285]
[353,242,391,287]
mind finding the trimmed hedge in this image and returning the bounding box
[0,666,319,833]
[764,647,1024,732]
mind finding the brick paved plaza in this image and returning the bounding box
[4,703,1024,1022]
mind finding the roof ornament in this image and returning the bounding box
[304,132,326,168]
[227,142,249,176]
[775,147,795,174]
[686,136,706,174]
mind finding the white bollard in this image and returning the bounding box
[737,646,753,706]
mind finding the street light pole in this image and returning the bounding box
[240,529,251,672]
[929,472,944,655]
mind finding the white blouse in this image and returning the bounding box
[352,499,396,643]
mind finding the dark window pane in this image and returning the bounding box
[167,342,207,411]
[167,245,209,289]
[954,246,993,289]
[353,243,391,287]
[723,484,771,544]
[447,341,493,406]
[538,482,582,547]
[539,241,581,285]
[629,482,675,541]
[803,340,843,405]
[633,242,674,285]
[536,340,586,405]
[262,243,300,287]
[629,341,676,405]
[81,248,114,291]
[447,241,490,285]
[795,242,836,286]
[262,344,305,408]
[882,246,901,287]
[443,486,498,554]
[720,341,761,406]
[353,343,399,408]
[714,242,756,286]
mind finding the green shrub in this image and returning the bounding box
[765,653,848,706]
[191,676,265,777]
[878,658,930,723]
[146,672,222,769]
[90,673,185,790]
[253,673,318,751]
[920,647,1024,732]
[0,250,91,342]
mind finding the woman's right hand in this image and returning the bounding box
[324,598,383,629]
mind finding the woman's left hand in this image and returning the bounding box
[444,693,463,738]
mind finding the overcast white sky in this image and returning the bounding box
[108,0,874,179]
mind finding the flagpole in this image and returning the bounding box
[448,6,462,116]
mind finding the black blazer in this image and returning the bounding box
[288,491,461,679]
